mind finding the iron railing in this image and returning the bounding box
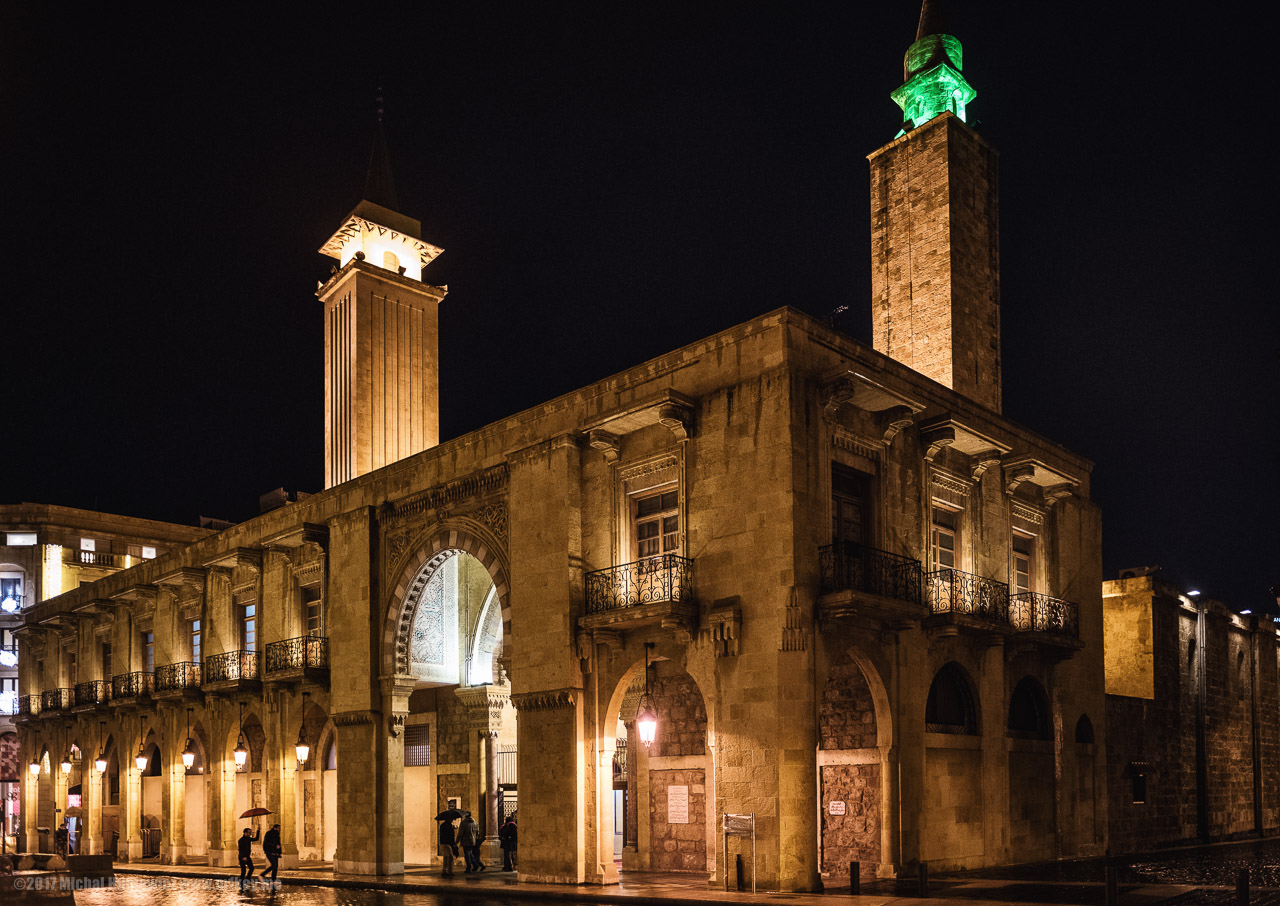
[0,593,23,613]
[1009,592,1080,639]
[585,554,694,613]
[819,542,922,603]
[110,671,154,700]
[925,567,1009,624]
[41,688,72,712]
[18,694,39,717]
[155,662,202,693]
[65,549,122,568]
[203,650,258,684]
[612,739,627,784]
[74,680,108,707]
[265,637,328,674]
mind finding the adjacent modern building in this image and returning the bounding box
[16,6,1107,887]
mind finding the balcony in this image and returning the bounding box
[925,567,1010,630]
[265,637,329,685]
[73,680,109,710]
[580,554,696,633]
[41,688,72,714]
[65,549,123,569]
[110,671,154,705]
[817,542,925,624]
[155,662,203,699]
[1009,592,1083,654]
[18,694,40,718]
[202,650,260,692]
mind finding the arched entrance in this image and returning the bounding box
[1006,675,1054,863]
[818,648,891,885]
[384,528,514,869]
[294,700,334,863]
[183,722,209,858]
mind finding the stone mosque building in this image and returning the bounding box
[15,4,1107,887]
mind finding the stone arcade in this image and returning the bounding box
[16,6,1106,888]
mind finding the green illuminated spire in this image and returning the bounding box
[890,0,975,131]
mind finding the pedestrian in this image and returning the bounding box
[458,812,484,872]
[260,823,282,882]
[499,815,517,871]
[438,814,458,877]
[238,825,260,886]
[54,821,68,857]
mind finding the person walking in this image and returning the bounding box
[438,815,458,877]
[238,826,260,887]
[458,812,483,872]
[260,823,282,882]
[498,815,517,871]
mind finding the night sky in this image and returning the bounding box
[2,5,1275,607]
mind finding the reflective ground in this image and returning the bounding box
[72,878,522,906]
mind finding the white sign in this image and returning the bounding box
[828,800,846,816]
[668,785,689,824]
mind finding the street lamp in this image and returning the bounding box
[182,708,196,770]
[234,702,248,769]
[28,761,40,777]
[94,720,108,773]
[295,692,310,765]
[60,755,72,775]
[636,642,658,748]
[135,724,147,772]
[93,751,107,773]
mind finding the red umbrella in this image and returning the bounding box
[240,808,272,818]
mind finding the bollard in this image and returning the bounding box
[918,860,929,896]
[736,853,745,891]
[849,860,860,895]
[1104,865,1119,906]
[1237,868,1249,906]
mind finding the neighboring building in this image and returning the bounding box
[1104,574,1280,853]
[0,504,208,850]
[15,6,1106,887]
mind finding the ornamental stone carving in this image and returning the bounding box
[511,688,581,713]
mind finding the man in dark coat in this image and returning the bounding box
[458,812,483,872]
[238,826,260,887]
[438,815,458,876]
[498,815,517,871]
[260,823,283,881]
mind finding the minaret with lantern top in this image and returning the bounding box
[869,0,1002,413]
[318,101,447,488]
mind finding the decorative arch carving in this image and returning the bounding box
[382,523,511,678]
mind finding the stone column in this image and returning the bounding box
[21,729,39,853]
[892,626,926,874]
[163,708,188,864]
[455,684,510,868]
[264,691,300,868]
[84,747,103,855]
[979,641,1009,864]
[510,688,584,883]
[121,720,144,861]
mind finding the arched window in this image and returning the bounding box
[1008,676,1050,740]
[383,251,400,272]
[925,663,977,735]
[324,738,337,771]
[1075,714,1095,745]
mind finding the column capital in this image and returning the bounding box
[454,683,510,734]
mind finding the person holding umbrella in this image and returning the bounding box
[436,808,461,877]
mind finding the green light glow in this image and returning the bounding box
[890,33,975,131]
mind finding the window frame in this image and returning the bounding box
[1011,530,1035,595]
[930,504,961,570]
[630,485,680,562]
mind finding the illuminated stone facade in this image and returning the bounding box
[15,7,1107,888]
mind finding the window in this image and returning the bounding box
[383,250,400,271]
[141,632,154,674]
[404,725,431,766]
[5,533,35,546]
[1131,772,1147,805]
[0,677,17,714]
[0,576,21,613]
[831,465,870,551]
[302,586,322,636]
[1007,676,1050,740]
[128,544,158,560]
[190,620,202,663]
[1012,532,1034,594]
[80,538,95,552]
[241,602,257,650]
[102,644,112,681]
[141,546,156,559]
[925,663,977,735]
[634,489,679,559]
[931,506,959,569]
[67,653,76,686]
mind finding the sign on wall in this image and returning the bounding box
[828,800,846,816]
[667,785,689,824]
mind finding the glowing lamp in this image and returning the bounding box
[182,740,195,770]
[93,752,107,773]
[29,761,40,777]
[60,756,72,775]
[295,726,310,765]
[135,748,147,772]
[636,693,658,747]
[233,739,248,769]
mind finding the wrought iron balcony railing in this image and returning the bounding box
[1009,592,1080,639]
[585,554,694,614]
[203,650,259,684]
[41,688,72,712]
[18,694,39,717]
[265,637,328,674]
[819,542,922,604]
[925,567,1010,624]
[111,671,154,700]
[74,680,108,707]
[65,549,122,568]
[155,662,202,693]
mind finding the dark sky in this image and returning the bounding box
[2,5,1275,607]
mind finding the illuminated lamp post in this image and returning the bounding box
[94,719,107,773]
[181,708,196,770]
[28,761,40,777]
[295,692,311,765]
[635,642,658,747]
[234,703,248,769]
